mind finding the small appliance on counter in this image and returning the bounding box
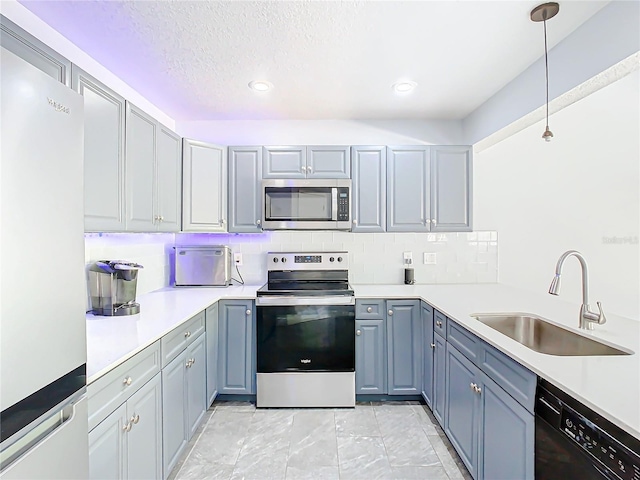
[88,260,144,316]
[174,245,232,287]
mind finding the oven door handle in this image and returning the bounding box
[256,296,355,306]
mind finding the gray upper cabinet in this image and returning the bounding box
[262,146,306,178]
[306,146,350,178]
[386,299,422,395]
[72,66,126,232]
[229,147,263,232]
[125,102,157,232]
[263,146,350,178]
[1,15,71,86]
[386,146,431,232]
[351,146,386,232]
[182,139,227,232]
[155,126,182,232]
[431,146,472,232]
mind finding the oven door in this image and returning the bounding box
[256,302,355,373]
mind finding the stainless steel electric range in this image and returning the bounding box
[255,252,355,408]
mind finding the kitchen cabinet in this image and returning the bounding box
[125,103,182,232]
[386,299,422,395]
[262,146,350,178]
[205,303,219,406]
[162,332,206,479]
[431,146,472,232]
[421,302,434,408]
[72,66,126,232]
[1,15,71,86]
[386,145,472,232]
[218,300,255,395]
[228,147,263,232]
[89,373,162,480]
[433,329,447,426]
[355,319,387,395]
[444,343,534,479]
[351,146,386,232]
[182,139,227,232]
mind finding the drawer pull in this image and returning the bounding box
[123,376,132,386]
[430,343,435,349]
[123,421,132,432]
[356,329,362,336]
[366,307,373,313]
[246,309,252,315]
[388,310,393,316]
[184,331,191,338]
[131,414,140,425]
[470,382,477,391]
[186,359,192,368]
[436,320,443,327]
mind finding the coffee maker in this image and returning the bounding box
[89,260,144,316]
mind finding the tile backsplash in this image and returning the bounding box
[84,231,498,301]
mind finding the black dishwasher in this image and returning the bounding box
[536,378,640,480]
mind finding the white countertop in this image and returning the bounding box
[86,282,640,440]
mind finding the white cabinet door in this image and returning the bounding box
[182,139,227,232]
[186,333,207,439]
[126,374,162,480]
[125,102,157,232]
[156,126,181,232]
[89,404,127,480]
[72,66,126,232]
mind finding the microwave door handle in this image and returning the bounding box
[331,188,338,221]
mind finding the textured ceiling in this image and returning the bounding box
[19,0,609,121]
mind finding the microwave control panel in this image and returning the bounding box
[337,188,349,221]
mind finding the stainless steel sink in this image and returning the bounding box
[471,313,632,356]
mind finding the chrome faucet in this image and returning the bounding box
[548,250,606,330]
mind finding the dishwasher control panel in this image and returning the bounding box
[561,408,640,480]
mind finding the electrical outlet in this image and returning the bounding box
[403,251,413,265]
[424,252,437,265]
[234,253,243,266]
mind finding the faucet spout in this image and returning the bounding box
[548,250,606,330]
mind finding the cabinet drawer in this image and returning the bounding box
[479,342,536,413]
[356,299,385,319]
[434,310,447,338]
[88,341,161,431]
[447,321,480,365]
[161,311,205,367]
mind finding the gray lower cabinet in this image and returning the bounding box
[351,146,386,232]
[228,147,263,232]
[218,300,255,395]
[205,303,219,406]
[1,15,71,86]
[355,318,387,394]
[431,146,472,232]
[433,331,447,426]
[386,299,422,395]
[421,302,434,407]
[162,333,207,478]
[182,139,228,232]
[88,373,162,480]
[72,66,126,232]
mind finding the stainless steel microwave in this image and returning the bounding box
[262,178,351,230]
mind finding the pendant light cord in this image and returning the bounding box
[543,18,549,127]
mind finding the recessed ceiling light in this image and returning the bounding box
[248,80,273,92]
[392,81,417,94]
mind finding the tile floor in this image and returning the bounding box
[169,401,472,480]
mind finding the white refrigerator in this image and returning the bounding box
[0,47,89,478]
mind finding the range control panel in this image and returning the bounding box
[337,188,349,222]
[267,252,349,271]
[561,408,640,480]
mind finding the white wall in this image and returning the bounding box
[0,0,175,129]
[176,119,464,146]
[474,70,639,320]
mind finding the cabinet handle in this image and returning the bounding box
[426,219,431,224]
[123,376,132,386]
[184,331,191,338]
[221,218,225,224]
[131,414,140,425]
[470,383,477,392]
[186,359,192,368]
[301,166,306,173]
[432,219,437,225]
[353,219,357,224]
[256,219,261,225]
[307,166,312,173]
[388,310,393,316]
[190,358,196,365]
[159,216,164,222]
[436,320,443,327]
[356,329,362,336]
[366,307,373,313]
[246,309,251,315]
[476,386,482,394]
[123,422,132,432]
[430,343,435,349]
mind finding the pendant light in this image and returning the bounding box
[531,2,560,142]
